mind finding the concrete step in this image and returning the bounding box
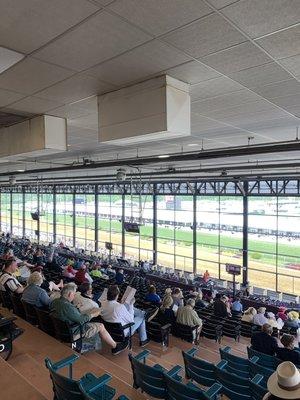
[0,356,47,400]
[8,353,53,399]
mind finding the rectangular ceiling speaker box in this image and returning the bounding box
[98,75,190,145]
[0,114,66,159]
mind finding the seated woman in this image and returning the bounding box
[172,287,184,308]
[145,285,161,306]
[74,265,93,286]
[22,271,52,309]
[73,282,99,314]
[267,311,284,330]
[158,294,176,324]
[90,263,103,279]
[241,307,257,323]
[63,264,77,279]
[276,334,300,365]
[284,311,300,329]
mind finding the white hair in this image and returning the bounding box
[61,283,77,298]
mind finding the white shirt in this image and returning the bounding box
[100,300,134,336]
[253,313,268,326]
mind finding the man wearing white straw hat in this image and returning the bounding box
[263,361,300,399]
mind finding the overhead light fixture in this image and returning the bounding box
[0,47,24,74]
[17,169,25,172]
[187,143,199,147]
[158,154,170,159]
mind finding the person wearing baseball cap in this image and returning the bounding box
[263,361,300,399]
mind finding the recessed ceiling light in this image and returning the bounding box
[0,47,24,74]
[187,143,199,147]
[158,154,170,158]
[17,169,25,172]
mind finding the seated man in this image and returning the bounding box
[176,298,203,344]
[253,307,268,326]
[50,283,126,355]
[276,334,300,365]
[251,323,278,356]
[115,269,124,285]
[100,285,149,347]
[0,258,24,295]
[231,296,243,314]
[213,293,228,318]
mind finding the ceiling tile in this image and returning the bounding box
[0,0,100,53]
[35,73,115,104]
[278,54,300,76]
[162,13,246,58]
[200,41,272,74]
[197,99,280,118]
[165,60,221,84]
[221,0,300,38]
[228,62,293,88]
[33,11,151,71]
[192,89,262,113]
[86,40,191,85]
[108,0,212,36]
[191,76,245,101]
[214,109,289,126]
[253,79,300,99]
[206,0,238,8]
[6,96,63,114]
[256,25,300,59]
[270,93,300,108]
[49,97,98,119]
[0,88,25,107]
[0,57,74,95]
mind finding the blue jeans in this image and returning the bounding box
[124,306,147,341]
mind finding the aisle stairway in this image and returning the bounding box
[1,306,250,400]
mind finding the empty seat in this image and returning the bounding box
[250,374,268,400]
[45,354,116,400]
[10,292,26,319]
[163,366,222,400]
[21,300,39,325]
[182,348,215,387]
[247,346,280,369]
[219,346,249,378]
[35,307,55,337]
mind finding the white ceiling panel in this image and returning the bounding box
[197,99,281,118]
[165,60,221,84]
[214,109,290,127]
[108,0,213,36]
[191,76,245,101]
[0,57,74,95]
[192,89,261,113]
[279,54,300,76]
[162,13,246,58]
[33,11,152,71]
[34,73,115,104]
[228,62,293,88]
[49,97,98,119]
[0,0,100,54]
[221,0,300,38]
[270,93,300,108]
[5,96,63,114]
[256,25,300,60]
[200,41,272,74]
[253,79,300,99]
[86,40,191,85]
[206,0,238,9]
[0,88,25,107]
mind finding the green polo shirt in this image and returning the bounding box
[50,297,90,325]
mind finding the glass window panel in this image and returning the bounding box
[12,193,23,237]
[39,193,54,243]
[75,194,95,251]
[24,193,38,240]
[55,194,74,247]
[1,193,11,233]
[248,268,276,291]
[98,194,122,254]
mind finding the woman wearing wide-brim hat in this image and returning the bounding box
[263,361,300,399]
